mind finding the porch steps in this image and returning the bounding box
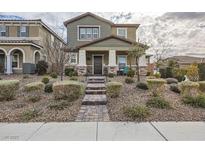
[82,76,107,105]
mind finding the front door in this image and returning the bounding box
[0,54,5,73]
[93,56,103,75]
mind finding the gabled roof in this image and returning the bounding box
[64,12,140,28]
[0,19,66,44]
[77,35,136,49]
[0,40,42,49]
[64,12,114,26]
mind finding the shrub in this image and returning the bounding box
[127,69,135,77]
[159,68,166,78]
[50,72,58,78]
[106,82,122,98]
[123,106,150,120]
[0,80,20,101]
[65,68,75,77]
[186,64,199,82]
[182,94,205,108]
[198,81,205,92]
[166,78,178,84]
[146,96,171,109]
[70,76,78,81]
[44,83,53,93]
[170,83,181,93]
[53,80,85,101]
[136,82,148,90]
[41,76,49,84]
[146,76,156,79]
[24,82,45,102]
[198,63,205,81]
[36,60,48,75]
[154,72,161,78]
[147,79,166,96]
[125,77,134,84]
[108,73,115,78]
[173,68,187,82]
[21,109,39,121]
[49,100,72,110]
[179,81,199,97]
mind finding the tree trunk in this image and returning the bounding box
[136,58,140,82]
[60,64,64,81]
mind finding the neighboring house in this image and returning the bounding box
[64,12,149,75]
[0,19,66,74]
[165,56,205,68]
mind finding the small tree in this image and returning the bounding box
[128,42,149,81]
[42,35,73,81]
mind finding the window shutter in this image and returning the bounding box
[26,26,29,37]
[17,26,20,37]
[6,26,9,37]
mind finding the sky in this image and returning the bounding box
[1,12,205,58]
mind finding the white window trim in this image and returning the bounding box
[69,52,78,65]
[117,28,127,38]
[20,26,27,37]
[77,25,101,41]
[117,55,127,66]
[12,53,20,69]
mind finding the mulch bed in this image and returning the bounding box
[0,75,85,122]
[107,76,205,122]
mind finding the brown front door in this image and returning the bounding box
[94,56,102,75]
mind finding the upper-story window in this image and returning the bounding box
[18,26,29,37]
[0,25,6,37]
[117,28,127,38]
[78,26,100,41]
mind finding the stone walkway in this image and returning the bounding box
[76,76,109,122]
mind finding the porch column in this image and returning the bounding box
[6,54,12,74]
[78,50,87,75]
[108,49,117,74]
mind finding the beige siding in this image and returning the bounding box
[66,15,112,48]
[112,27,136,41]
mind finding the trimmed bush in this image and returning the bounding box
[0,80,20,101]
[70,76,78,81]
[50,72,58,78]
[182,94,205,108]
[53,80,85,101]
[21,109,39,121]
[147,79,166,96]
[136,82,148,90]
[127,69,135,77]
[170,83,181,93]
[65,68,78,77]
[24,82,45,102]
[173,68,187,82]
[108,73,115,78]
[45,83,53,93]
[125,77,134,84]
[154,72,161,78]
[123,106,150,120]
[106,82,122,98]
[36,60,48,75]
[146,96,171,109]
[41,76,49,84]
[198,81,205,92]
[179,81,199,97]
[166,78,178,84]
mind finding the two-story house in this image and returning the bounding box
[64,12,149,75]
[0,19,66,74]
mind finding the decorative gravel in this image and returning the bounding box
[107,76,205,122]
[0,75,85,122]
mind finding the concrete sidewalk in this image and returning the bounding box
[0,122,205,141]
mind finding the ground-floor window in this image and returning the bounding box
[12,54,19,68]
[117,55,127,65]
[70,53,77,64]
